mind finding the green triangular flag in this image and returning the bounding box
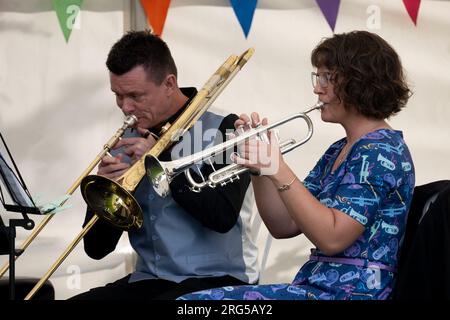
[52,0,83,42]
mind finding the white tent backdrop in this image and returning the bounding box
[0,0,449,299]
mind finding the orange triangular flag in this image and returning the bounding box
[140,0,171,36]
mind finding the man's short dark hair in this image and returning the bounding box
[106,30,177,85]
[311,30,411,119]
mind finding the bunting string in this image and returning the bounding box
[52,0,423,43]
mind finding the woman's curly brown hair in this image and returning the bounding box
[311,31,411,119]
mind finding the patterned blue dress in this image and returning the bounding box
[179,129,415,300]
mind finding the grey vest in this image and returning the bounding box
[117,111,259,284]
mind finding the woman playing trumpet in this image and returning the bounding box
[180,30,415,300]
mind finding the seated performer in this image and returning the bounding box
[70,30,259,300]
[180,30,415,300]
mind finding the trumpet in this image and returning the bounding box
[0,115,137,280]
[146,102,324,197]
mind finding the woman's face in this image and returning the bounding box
[313,67,347,124]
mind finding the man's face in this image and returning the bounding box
[110,65,169,129]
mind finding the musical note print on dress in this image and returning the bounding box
[180,129,414,300]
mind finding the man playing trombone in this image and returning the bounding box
[70,31,258,300]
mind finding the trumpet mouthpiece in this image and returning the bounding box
[315,101,324,109]
[304,101,324,114]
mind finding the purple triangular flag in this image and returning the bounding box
[229,0,258,38]
[316,0,341,32]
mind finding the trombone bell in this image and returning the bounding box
[80,175,143,230]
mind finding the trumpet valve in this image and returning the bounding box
[189,186,202,193]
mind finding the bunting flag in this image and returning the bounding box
[402,0,421,25]
[229,0,258,38]
[315,0,341,32]
[140,0,171,36]
[50,1,427,43]
[52,0,83,42]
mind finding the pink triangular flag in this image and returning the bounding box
[402,0,421,26]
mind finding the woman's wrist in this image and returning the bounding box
[267,160,293,185]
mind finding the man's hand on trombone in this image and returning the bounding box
[97,127,157,180]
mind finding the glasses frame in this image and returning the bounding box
[311,72,334,88]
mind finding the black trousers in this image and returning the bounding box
[69,274,247,300]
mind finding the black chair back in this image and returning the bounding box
[392,180,450,299]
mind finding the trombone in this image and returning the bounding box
[146,102,324,197]
[24,48,255,300]
[0,115,137,280]
[80,48,255,231]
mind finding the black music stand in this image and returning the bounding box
[0,132,41,300]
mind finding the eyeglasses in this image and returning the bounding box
[311,72,333,88]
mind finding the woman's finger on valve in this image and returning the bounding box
[251,112,261,127]
[235,115,248,129]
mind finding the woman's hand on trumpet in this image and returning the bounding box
[97,127,157,180]
[231,112,284,177]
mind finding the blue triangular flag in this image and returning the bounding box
[229,0,257,38]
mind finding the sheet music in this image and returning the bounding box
[0,152,34,208]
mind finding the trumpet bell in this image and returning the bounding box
[81,175,144,231]
[145,155,170,198]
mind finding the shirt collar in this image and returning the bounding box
[149,87,198,136]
